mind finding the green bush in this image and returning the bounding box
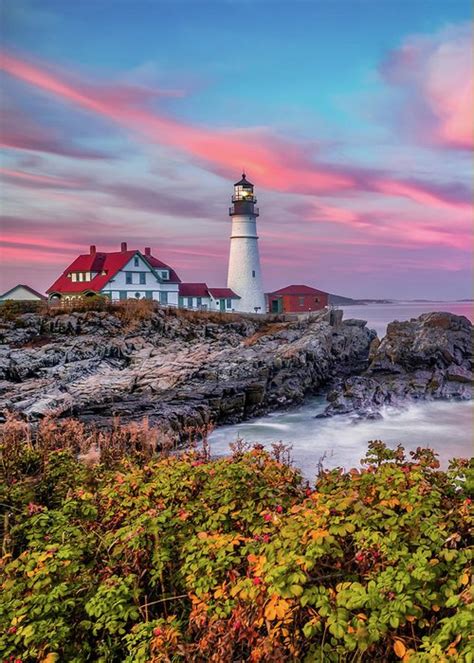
[0,418,472,662]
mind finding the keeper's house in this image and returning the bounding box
[266,285,329,313]
[47,243,239,311]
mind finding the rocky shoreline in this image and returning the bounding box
[0,306,373,435]
[0,306,471,436]
[321,312,473,419]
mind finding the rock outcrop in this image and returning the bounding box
[0,307,374,434]
[322,312,473,419]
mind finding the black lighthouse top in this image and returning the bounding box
[229,172,259,217]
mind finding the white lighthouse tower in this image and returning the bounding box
[227,173,266,313]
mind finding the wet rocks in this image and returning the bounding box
[323,312,473,419]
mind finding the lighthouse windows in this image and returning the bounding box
[252,270,256,278]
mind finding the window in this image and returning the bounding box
[252,270,256,278]
[134,256,139,267]
[126,273,132,284]
[160,291,168,305]
[119,291,127,300]
[196,297,202,307]
[298,296,305,306]
[226,298,232,308]
[161,271,169,280]
[71,273,77,282]
[145,291,153,300]
[139,273,146,285]
[135,292,141,299]
[315,297,319,303]
[178,296,184,307]
[187,297,193,308]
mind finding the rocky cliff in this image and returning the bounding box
[322,312,473,419]
[0,307,374,434]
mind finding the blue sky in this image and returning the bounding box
[1,0,472,298]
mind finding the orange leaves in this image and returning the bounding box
[379,498,400,508]
[310,528,329,541]
[393,639,406,658]
[460,572,469,586]
[40,655,59,663]
[247,553,266,578]
[264,594,291,621]
[213,583,227,600]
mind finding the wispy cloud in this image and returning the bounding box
[1,49,469,212]
[0,103,112,159]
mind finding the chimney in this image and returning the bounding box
[144,247,151,256]
[90,245,96,255]
[121,242,128,252]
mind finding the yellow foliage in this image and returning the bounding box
[265,595,290,621]
[41,655,59,663]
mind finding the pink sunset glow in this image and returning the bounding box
[381,23,473,151]
[0,13,472,300]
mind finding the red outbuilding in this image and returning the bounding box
[266,284,329,313]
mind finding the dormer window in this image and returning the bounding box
[160,271,169,280]
[134,256,139,267]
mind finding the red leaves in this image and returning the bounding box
[27,502,43,515]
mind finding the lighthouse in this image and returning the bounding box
[227,173,266,313]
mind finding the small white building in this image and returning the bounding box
[0,284,46,302]
[178,284,240,311]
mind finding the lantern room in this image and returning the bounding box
[229,173,259,216]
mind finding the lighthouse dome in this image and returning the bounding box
[234,172,254,187]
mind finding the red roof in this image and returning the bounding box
[47,247,181,294]
[179,283,210,297]
[208,288,240,299]
[145,255,181,283]
[269,284,328,296]
[47,250,137,294]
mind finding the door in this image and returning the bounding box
[219,299,226,312]
[271,298,282,313]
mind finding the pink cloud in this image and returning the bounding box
[0,167,82,188]
[373,178,471,211]
[2,49,469,212]
[380,23,473,150]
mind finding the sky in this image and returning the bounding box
[0,0,472,299]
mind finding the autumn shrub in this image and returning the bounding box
[40,295,113,316]
[0,300,43,321]
[0,419,472,662]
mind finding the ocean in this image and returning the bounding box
[339,301,473,337]
[209,301,473,479]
